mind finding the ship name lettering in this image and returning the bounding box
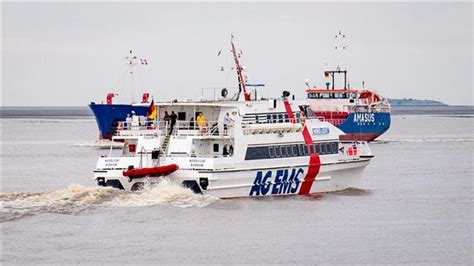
[249,168,304,196]
[354,113,375,123]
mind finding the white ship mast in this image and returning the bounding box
[125,50,138,103]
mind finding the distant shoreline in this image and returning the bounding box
[388,98,448,107]
[390,105,474,115]
[1,105,473,118]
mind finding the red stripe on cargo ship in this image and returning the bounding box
[283,100,321,194]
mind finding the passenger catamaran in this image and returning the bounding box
[93,37,374,198]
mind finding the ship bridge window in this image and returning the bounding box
[213,143,219,152]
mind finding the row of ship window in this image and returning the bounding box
[242,112,302,125]
[245,142,339,160]
[307,92,358,99]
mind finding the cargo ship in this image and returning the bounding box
[89,50,153,140]
[89,97,150,140]
[305,69,391,141]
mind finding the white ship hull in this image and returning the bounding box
[95,148,371,198]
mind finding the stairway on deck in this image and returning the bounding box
[160,134,171,154]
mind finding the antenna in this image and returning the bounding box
[334,30,348,70]
[125,50,138,103]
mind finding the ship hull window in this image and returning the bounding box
[292,145,298,156]
[269,146,275,158]
[321,143,327,155]
[244,142,339,160]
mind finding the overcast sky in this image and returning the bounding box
[2,2,473,106]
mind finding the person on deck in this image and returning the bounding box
[196,112,208,133]
[223,145,229,157]
[163,111,171,134]
[169,111,177,134]
[131,111,139,129]
[223,112,234,135]
[139,114,147,127]
[125,114,132,130]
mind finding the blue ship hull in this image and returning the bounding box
[337,112,391,141]
[89,103,149,139]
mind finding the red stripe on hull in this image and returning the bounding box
[299,126,321,195]
[282,100,321,195]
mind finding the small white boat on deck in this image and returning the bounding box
[92,37,374,198]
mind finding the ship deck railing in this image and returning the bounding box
[114,120,168,137]
[114,119,233,138]
[171,121,231,137]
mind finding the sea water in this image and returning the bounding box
[1,110,473,264]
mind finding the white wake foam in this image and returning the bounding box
[0,182,217,222]
[106,179,216,208]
